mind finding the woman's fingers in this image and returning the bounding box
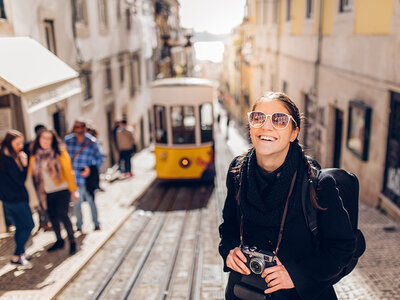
[226,247,250,275]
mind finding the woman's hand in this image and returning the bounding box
[262,256,294,294]
[226,247,250,275]
[19,151,28,167]
[71,191,79,202]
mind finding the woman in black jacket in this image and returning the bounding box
[0,130,34,268]
[219,92,355,300]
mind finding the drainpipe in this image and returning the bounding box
[314,0,323,95]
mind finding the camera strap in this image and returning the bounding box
[239,171,298,255]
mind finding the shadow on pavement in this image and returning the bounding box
[0,234,86,291]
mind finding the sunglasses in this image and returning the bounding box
[248,111,297,129]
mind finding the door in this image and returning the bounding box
[333,109,343,168]
[383,92,400,208]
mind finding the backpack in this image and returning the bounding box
[301,164,366,284]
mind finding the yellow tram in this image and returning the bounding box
[151,77,215,181]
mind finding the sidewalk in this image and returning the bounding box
[219,106,400,299]
[0,148,156,300]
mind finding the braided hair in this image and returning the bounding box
[231,91,324,210]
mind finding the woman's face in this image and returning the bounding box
[11,136,24,153]
[250,100,299,159]
[39,132,53,150]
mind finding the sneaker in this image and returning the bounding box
[69,242,77,255]
[47,239,65,252]
[94,225,101,231]
[11,256,32,269]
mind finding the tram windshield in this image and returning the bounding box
[154,105,167,144]
[200,103,213,143]
[171,105,195,144]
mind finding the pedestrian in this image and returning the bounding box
[116,119,136,177]
[23,124,46,158]
[226,112,231,140]
[29,129,79,254]
[0,130,34,268]
[22,124,52,232]
[112,120,121,166]
[219,92,356,299]
[64,120,104,232]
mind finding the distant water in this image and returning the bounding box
[194,41,224,63]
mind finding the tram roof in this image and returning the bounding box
[151,77,215,88]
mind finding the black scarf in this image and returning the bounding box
[239,143,301,227]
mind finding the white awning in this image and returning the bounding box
[0,37,81,112]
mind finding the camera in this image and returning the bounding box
[242,246,276,275]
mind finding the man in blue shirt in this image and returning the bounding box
[64,120,104,232]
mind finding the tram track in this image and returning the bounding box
[57,181,213,300]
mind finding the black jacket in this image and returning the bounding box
[219,157,356,300]
[0,155,29,203]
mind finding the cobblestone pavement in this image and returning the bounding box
[0,149,156,300]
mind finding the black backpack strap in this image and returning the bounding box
[301,168,320,237]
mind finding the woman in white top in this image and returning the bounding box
[29,129,79,255]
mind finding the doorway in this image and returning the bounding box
[383,92,400,208]
[333,108,343,168]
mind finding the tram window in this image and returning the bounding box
[171,105,195,144]
[153,105,167,143]
[200,103,213,143]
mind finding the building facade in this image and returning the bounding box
[0,0,161,167]
[223,0,400,219]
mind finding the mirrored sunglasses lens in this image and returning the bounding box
[250,112,265,127]
[272,113,290,128]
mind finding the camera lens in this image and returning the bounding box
[249,258,265,274]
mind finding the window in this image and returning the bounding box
[80,69,92,100]
[153,105,167,144]
[171,106,195,144]
[339,0,352,12]
[104,61,112,91]
[273,0,279,24]
[146,58,153,82]
[74,0,88,25]
[263,0,268,24]
[129,59,135,96]
[126,8,131,30]
[116,0,121,21]
[200,103,213,143]
[306,0,313,18]
[98,0,108,29]
[257,0,263,25]
[0,0,6,19]
[286,0,291,21]
[44,19,57,54]
[129,53,141,97]
[282,80,288,94]
[119,57,125,84]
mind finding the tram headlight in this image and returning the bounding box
[179,157,191,168]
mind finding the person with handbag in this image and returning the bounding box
[219,92,356,299]
[29,129,78,254]
[64,120,104,232]
[0,130,34,268]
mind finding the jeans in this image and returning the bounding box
[2,201,34,256]
[119,150,132,173]
[74,185,99,230]
[47,190,75,243]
